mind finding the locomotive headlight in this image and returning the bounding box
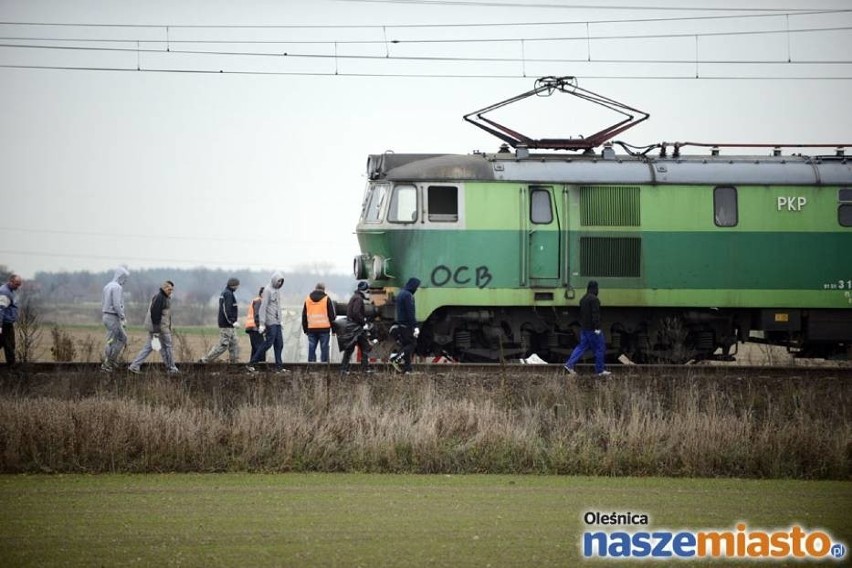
[353,255,369,279]
[372,255,393,280]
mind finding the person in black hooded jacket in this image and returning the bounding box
[563,280,611,377]
[392,277,421,373]
[341,281,372,374]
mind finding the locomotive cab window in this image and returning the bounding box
[363,183,389,223]
[839,188,852,227]
[388,184,418,223]
[428,185,458,222]
[530,187,553,224]
[714,186,738,227]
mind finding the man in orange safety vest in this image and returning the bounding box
[301,282,336,363]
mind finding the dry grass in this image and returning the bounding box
[0,370,848,479]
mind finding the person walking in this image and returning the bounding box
[247,272,287,373]
[563,280,611,376]
[128,280,179,374]
[391,277,421,374]
[200,277,241,364]
[301,282,336,363]
[340,281,373,374]
[0,274,23,367]
[244,286,264,359]
[100,266,129,373]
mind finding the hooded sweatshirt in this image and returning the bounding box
[259,271,284,327]
[578,280,601,331]
[395,277,421,327]
[102,266,129,320]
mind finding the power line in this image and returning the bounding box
[0,248,283,270]
[4,42,851,66]
[0,9,848,29]
[340,0,846,12]
[2,63,850,80]
[2,23,849,44]
[0,225,271,246]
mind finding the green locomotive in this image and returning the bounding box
[353,79,852,363]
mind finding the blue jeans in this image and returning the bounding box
[250,324,283,367]
[565,330,606,373]
[307,330,330,362]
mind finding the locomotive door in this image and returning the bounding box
[526,185,561,286]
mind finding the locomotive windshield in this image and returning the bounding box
[362,183,389,223]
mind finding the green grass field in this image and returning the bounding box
[0,474,849,567]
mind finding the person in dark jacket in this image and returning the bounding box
[301,282,336,363]
[129,280,179,374]
[564,280,611,376]
[200,278,241,364]
[391,277,421,373]
[340,281,372,374]
[0,274,23,367]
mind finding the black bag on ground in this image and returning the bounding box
[333,319,363,351]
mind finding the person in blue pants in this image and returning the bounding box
[564,280,611,376]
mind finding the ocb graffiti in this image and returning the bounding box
[430,265,493,289]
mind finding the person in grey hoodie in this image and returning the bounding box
[247,271,287,372]
[100,266,129,373]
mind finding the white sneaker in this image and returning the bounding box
[563,364,577,375]
[597,370,612,377]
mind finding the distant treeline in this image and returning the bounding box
[15,266,356,326]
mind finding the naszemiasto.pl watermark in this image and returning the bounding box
[580,511,847,562]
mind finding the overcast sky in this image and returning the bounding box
[1,0,850,279]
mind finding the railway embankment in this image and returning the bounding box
[0,364,849,479]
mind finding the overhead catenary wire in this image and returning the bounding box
[2,7,849,80]
[335,0,847,13]
[2,23,850,45]
[3,42,851,66]
[2,63,850,80]
[1,9,849,29]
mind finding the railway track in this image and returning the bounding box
[1,361,849,380]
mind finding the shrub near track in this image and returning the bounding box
[0,371,848,478]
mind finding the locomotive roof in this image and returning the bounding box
[367,150,852,186]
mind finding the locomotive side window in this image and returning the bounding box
[428,186,458,222]
[714,186,738,227]
[530,187,553,224]
[363,183,388,223]
[840,188,852,227]
[388,184,418,223]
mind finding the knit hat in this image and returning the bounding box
[357,281,369,292]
